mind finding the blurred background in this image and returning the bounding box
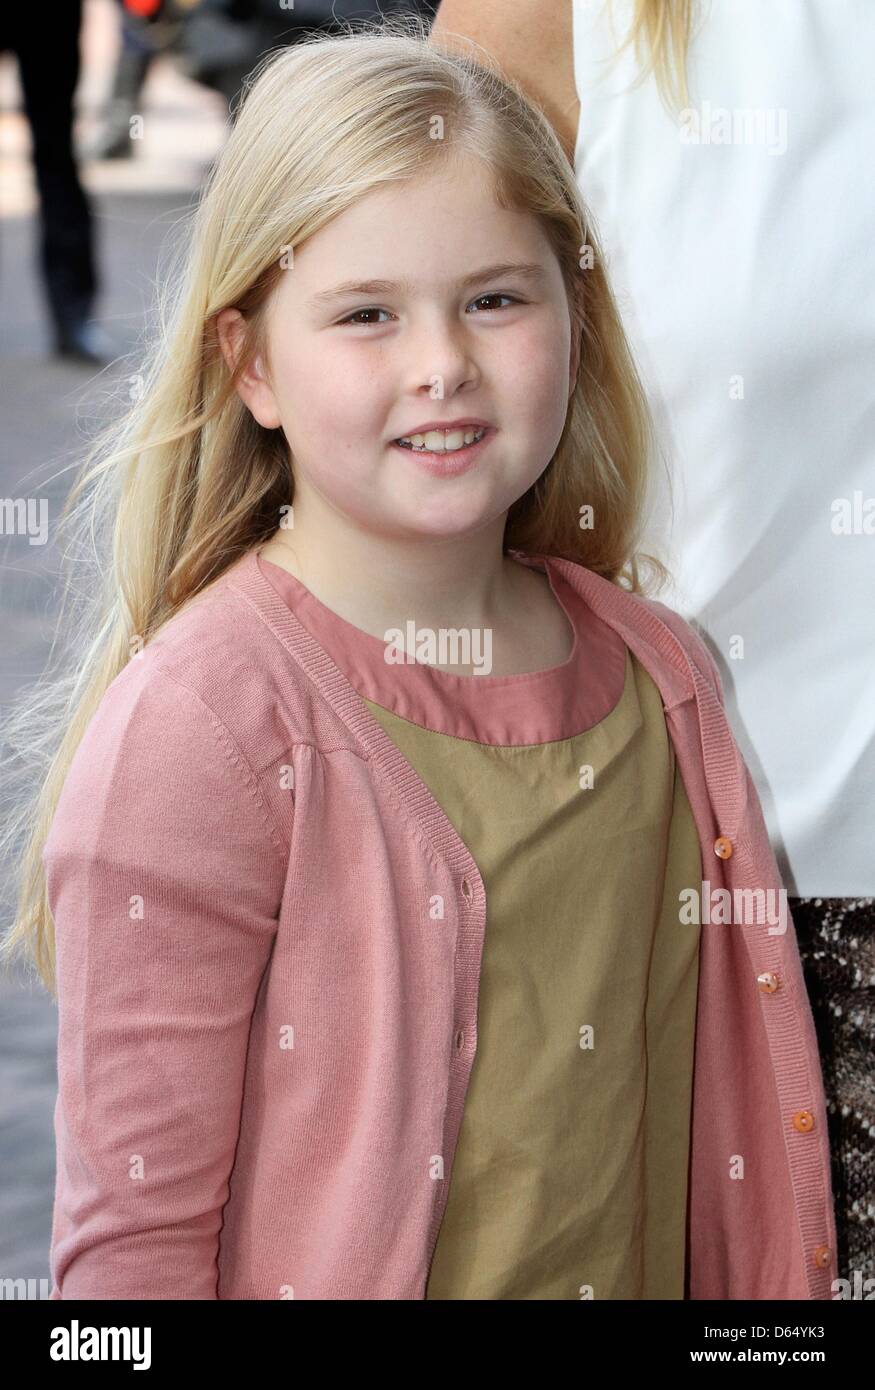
[0,0,436,1293]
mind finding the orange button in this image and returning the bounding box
[757,971,779,993]
[714,836,733,859]
[813,1245,832,1269]
[792,1110,815,1133]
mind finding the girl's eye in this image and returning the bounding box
[337,294,520,326]
[468,293,519,312]
[339,307,393,326]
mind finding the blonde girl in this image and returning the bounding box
[0,15,834,1300]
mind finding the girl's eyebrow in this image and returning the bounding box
[306,262,547,309]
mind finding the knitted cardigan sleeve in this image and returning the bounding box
[43,660,286,1298]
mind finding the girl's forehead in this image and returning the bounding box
[285,191,546,283]
[298,159,510,243]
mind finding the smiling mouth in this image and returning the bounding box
[394,426,489,453]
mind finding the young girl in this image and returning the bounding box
[1,18,835,1300]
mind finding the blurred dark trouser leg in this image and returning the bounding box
[789,894,875,1286]
[11,0,98,341]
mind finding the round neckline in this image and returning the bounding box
[256,550,579,684]
[253,547,629,745]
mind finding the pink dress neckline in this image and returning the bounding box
[256,551,627,746]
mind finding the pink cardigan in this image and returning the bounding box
[44,547,837,1299]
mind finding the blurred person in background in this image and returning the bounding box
[0,1,114,364]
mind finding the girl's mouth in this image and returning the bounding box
[390,426,495,477]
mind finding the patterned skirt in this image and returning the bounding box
[789,896,875,1285]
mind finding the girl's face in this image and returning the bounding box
[224,154,579,547]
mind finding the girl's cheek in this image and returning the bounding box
[498,360,569,433]
[498,319,568,385]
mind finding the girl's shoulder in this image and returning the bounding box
[43,555,310,868]
[43,644,290,877]
[634,594,726,707]
[537,552,726,707]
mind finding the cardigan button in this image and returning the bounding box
[792,1110,815,1133]
[757,971,779,993]
[813,1245,832,1269]
[714,835,733,859]
[454,1028,465,1051]
[461,877,473,901]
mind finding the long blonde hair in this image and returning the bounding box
[614,0,697,115]
[1,12,673,995]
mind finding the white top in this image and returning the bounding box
[572,0,875,895]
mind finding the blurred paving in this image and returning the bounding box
[0,0,229,1291]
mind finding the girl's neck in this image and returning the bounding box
[255,533,571,678]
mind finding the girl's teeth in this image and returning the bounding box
[397,427,485,452]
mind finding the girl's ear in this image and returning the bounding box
[215,307,283,430]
